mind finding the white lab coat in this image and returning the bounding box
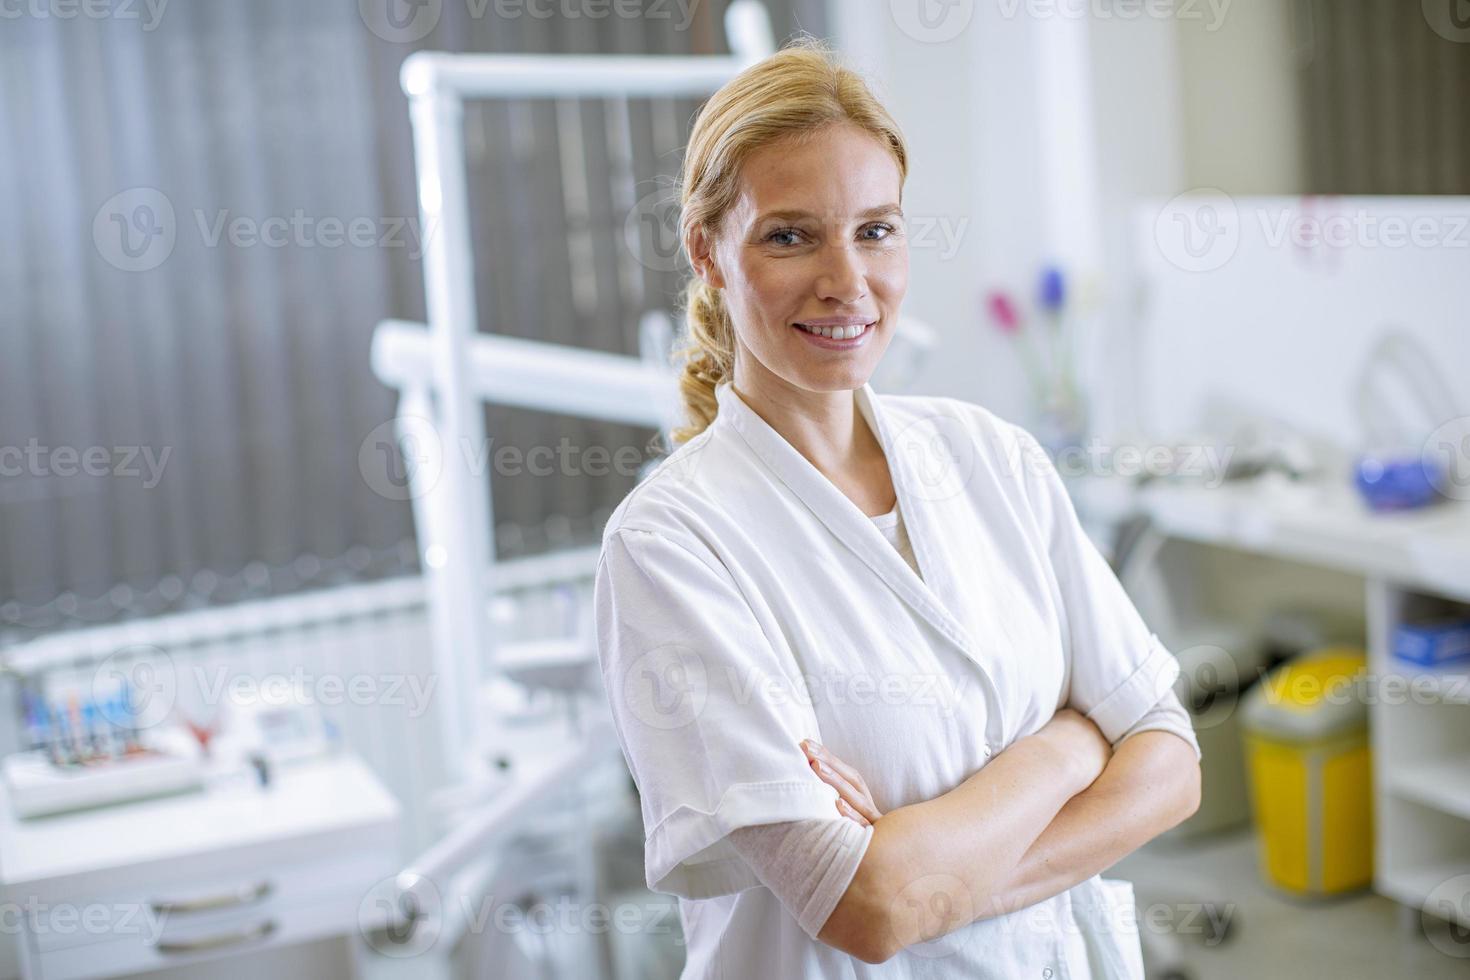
[594,380,1180,979]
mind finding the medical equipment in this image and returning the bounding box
[216,697,338,769]
[365,6,777,976]
[3,661,206,818]
[2,739,202,820]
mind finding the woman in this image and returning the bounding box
[593,37,1202,979]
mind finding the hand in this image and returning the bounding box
[1038,708,1112,790]
[800,739,882,826]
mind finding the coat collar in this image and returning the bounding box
[712,380,979,659]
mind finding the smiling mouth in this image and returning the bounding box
[792,321,874,340]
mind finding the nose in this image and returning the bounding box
[814,241,868,306]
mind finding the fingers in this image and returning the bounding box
[836,797,871,827]
[800,739,883,824]
[813,743,869,794]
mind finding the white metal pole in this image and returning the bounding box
[408,84,493,784]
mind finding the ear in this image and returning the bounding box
[686,224,726,290]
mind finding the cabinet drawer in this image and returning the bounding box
[27,850,389,957]
[32,894,358,980]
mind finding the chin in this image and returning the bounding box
[790,364,875,393]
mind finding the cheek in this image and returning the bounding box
[871,251,909,299]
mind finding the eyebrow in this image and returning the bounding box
[754,204,903,224]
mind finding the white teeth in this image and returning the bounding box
[797,322,869,340]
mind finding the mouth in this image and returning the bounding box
[791,320,876,348]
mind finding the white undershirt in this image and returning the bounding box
[870,502,921,578]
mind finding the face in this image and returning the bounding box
[688,122,908,396]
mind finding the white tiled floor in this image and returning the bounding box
[1114,829,1470,979]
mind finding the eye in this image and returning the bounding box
[765,226,803,246]
[862,222,896,241]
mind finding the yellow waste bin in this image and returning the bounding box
[1240,647,1373,897]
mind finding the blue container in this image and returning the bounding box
[1353,453,1442,512]
[1392,617,1470,667]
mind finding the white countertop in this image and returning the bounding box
[0,753,400,899]
[1071,473,1470,601]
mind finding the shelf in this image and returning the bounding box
[1387,757,1470,821]
[1378,859,1470,927]
[1381,667,1470,706]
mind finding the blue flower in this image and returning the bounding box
[1038,266,1066,313]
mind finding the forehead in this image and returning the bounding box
[731,123,902,222]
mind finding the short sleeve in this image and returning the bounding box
[1014,428,1181,743]
[594,525,844,900]
[1115,688,1202,763]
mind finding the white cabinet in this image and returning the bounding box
[1365,581,1470,929]
[1072,474,1470,928]
[0,755,400,980]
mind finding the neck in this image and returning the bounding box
[730,363,880,477]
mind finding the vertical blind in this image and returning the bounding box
[1297,0,1470,194]
[0,0,826,646]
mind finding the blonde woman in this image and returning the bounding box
[594,37,1201,979]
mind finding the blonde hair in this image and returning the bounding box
[667,36,908,446]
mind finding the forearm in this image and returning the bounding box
[820,729,1091,961]
[977,730,1202,918]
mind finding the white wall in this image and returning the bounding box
[827,1,1312,440]
[1174,0,1306,195]
[829,3,1067,430]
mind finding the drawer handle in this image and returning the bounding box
[155,918,276,954]
[150,880,273,916]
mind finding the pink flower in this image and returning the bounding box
[986,291,1021,334]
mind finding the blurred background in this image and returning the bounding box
[1,1,1469,978]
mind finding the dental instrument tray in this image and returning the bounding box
[2,739,204,819]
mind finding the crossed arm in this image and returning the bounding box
[805,709,1201,964]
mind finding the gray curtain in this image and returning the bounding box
[1297,0,1470,193]
[0,0,826,644]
